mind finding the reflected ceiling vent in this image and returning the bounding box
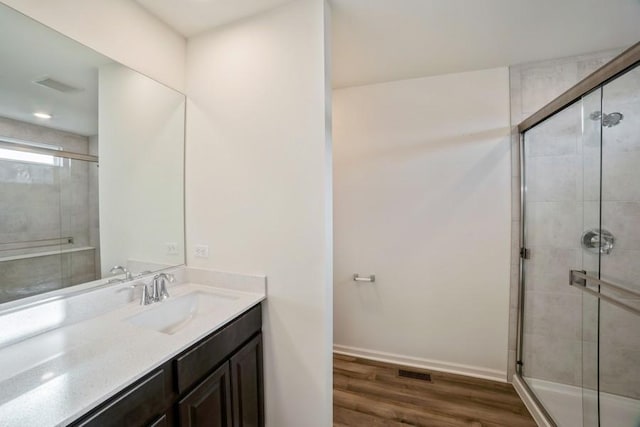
[33,77,83,93]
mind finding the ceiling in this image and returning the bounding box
[135,0,640,89]
[0,3,112,136]
[331,0,640,88]
[135,0,293,37]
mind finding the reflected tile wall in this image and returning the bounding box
[0,249,96,303]
[507,48,622,381]
[0,116,99,300]
[0,116,89,153]
[0,183,62,243]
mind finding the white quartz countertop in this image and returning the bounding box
[0,281,265,427]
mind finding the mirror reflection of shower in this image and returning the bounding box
[589,110,624,127]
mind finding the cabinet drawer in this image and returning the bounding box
[175,304,261,394]
[148,414,167,427]
[74,369,166,427]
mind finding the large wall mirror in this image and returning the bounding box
[0,4,185,305]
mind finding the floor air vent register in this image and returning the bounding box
[397,369,432,382]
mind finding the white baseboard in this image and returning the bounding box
[333,344,507,383]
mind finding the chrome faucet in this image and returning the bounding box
[109,265,132,282]
[140,273,174,305]
[152,273,174,301]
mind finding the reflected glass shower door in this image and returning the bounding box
[0,141,99,304]
[59,156,100,287]
[0,143,66,303]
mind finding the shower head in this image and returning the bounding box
[589,111,624,127]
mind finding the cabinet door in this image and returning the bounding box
[178,363,232,427]
[230,334,264,427]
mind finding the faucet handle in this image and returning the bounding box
[159,280,170,301]
[153,273,174,301]
[110,265,132,281]
[156,273,175,283]
[140,282,153,306]
[133,270,153,279]
[130,281,153,305]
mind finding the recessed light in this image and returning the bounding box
[33,112,52,119]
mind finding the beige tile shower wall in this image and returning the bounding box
[598,65,640,399]
[507,49,622,381]
[518,76,640,398]
[520,108,591,387]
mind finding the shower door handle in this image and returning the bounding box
[569,270,640,317]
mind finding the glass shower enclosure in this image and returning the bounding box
[0,139,100,304]
[517,49,640,426]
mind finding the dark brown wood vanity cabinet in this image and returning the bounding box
[178,334,264,427]
[178,363,233,427]
[71,304,263,427]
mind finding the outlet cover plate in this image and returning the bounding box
[195,245,209,258]
[166,242,179,255]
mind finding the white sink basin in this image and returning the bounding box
[126,291,239,335]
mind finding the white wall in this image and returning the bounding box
[333,68,512,380]
[0,0,185,91]
[185,1,332,426]
[99,63,185,275]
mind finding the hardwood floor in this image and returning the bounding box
[333,354,537,427]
